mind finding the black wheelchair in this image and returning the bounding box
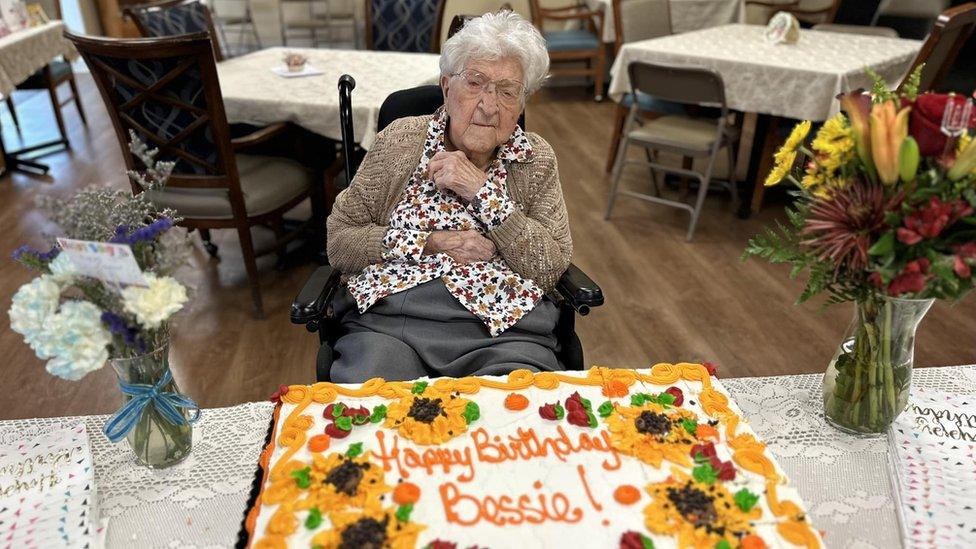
[290,76,604,382]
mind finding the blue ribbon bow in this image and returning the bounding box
[103,370,201,443]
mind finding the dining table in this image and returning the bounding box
[216,47,442,150]
[584,0,747,43]
[0,20,77,176]
[606,23,922,216]
[2,364,972,548]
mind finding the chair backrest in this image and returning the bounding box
[365,0,443,52]
[125,0,224,61]
[899,2,976,93]
[812,22,898,38]
[627,61,726,110]
[432,0,527,51]
[832,0,883,26]
[29,0,62,19]
[66,32,242,198]
[612,0,671,54]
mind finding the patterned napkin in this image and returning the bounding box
[0,424,98,548]
[888,389,976,548]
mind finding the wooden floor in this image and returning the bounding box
[2,76,974,421]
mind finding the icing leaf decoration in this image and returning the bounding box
[412,381,428,394]
[332,402,345,418]
[290,466,311,489]
[656,392,677,407]
[580,397,593,412]
[463,402,480,424]
[370,404,387,423]
[692,462,718,485]
[642,534,656,549]
[586,411,598,428]
[345,442,364,458]
[305,507,322,529]
[395,503,414,522]
[597,400,614,418]
[334,416,353,431]
[715,540,732,549]
[630,393,653,406]
[619,531,655,549]
[554,403,565,420]
[681,418,698,435]
[734,488,760,512]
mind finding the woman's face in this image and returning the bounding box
[441,57,524,160]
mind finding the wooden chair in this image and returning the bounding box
[529,0,606,100]
[280,0,358,48]
[365,0,443,52]
[6,0,87,148]
[745,0,840,26]
[125,0,225,61]
[432,0,520,52]
[898,2,976,93]
[604,0,674,172]
[66,32,326,317]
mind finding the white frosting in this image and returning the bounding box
[250,371,819,548]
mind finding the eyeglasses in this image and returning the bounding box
[451,69,525,109]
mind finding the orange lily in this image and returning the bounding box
[870,100,911,184]
[839,90,874,176]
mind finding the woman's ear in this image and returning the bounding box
[440,75,451,100]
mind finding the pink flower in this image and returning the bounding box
[887,258,931,296]
[953,242,976,279]
[899,197,972,244]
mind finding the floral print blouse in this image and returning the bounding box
[346,108,543,336]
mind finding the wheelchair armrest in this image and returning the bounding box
[555,263,604,316]
[290,265,341,326]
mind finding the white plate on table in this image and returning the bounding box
[270,65,324,78]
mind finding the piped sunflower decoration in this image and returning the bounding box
[295,452,391,514]
[311,505,425,549]
[384,382,480,445]
[606,397,706,468]
[643,471,764,549]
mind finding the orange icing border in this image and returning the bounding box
[249,363,820,548]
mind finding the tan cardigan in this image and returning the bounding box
[327,115,573,291]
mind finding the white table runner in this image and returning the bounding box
[217,47,441,149]
[608,24,921,121]
[2,365,973,548]
[0,21,76,97]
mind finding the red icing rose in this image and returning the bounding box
[715,460,737,481]
[539,402,560,421]
[906,93,976,157]
[691,442,717,460]
[269,384,289,404]
[426,542,457,549]
[702,362,718,377]
[665,387,684,406]
[342,406,371,419]
[619,531,647,549]
[324,423,351,439]
[567,409,590,427]
[565,392,585,412]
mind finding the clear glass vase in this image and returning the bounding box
[109,341,193,468]
[822,295,934,436]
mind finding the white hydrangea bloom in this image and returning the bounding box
[9,275,62,356]
[43,301,111,381]
[48,252,77,284]
[121,274,188,329]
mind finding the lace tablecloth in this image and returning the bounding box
[585,0,746,42]
[1,366,972,548]
[608,24,921,121]
[216,47,441,149]
[0,21,77,96]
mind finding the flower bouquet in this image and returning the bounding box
[744,67,976,435]
[8,133,199,467]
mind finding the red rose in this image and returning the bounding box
[324,423,351,439]
[665,387,684,406]
[701,362,718,376]
[896,227,923,245]
[565,392,585,412]
[426,542,457,549]
[691,442,717,461]
[907,93,976,157]
[619,531,647,549]
[538,402,560,421]
[342,406,370,419]
[567,409,590,427]
[715,460,737,481]
[887,258,931,296]
[269,384,289,404]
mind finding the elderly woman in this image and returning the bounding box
[326,12,571,382]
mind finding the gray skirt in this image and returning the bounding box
[329,279,562,382]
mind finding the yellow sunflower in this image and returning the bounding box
[311,506,424,549]
[606,403,704,467]
[384,385,477,445]
[298,452,390,514]
[643,471,762,549]
[763,148,797,187]
[811,113,854,173]
[783,120,812,153]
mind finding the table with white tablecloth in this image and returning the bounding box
[0,21,76,97]
[585,0,746,43]
[216,47,441,149]
[2,365,973,548]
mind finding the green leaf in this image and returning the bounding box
[597,400,614,418]
[463,402,480,424]
[734,488,760,512]
[587,411,598,428]
[640,533,655,549]
[681,418,698,435]
[411,381,428,394]
[370,404,387,423]
[395,503,414,522]
[335,416,353,431]
[332,402,345,418]
[715,540,732,549]
[656,392,676,407]
[580,397,593,411]
[352,413,370,425]
[692,463,717,485]
[345,442,364,458]
[868,232,895,256]
[305,507,323,529]
[631,393,653,406]
[290,466,312,489]
[554,403,565,420]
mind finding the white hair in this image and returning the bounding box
[439,11,550,96]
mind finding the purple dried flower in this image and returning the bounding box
[12,244,60,263]
[100,311,147,353]
[109,218,173,246]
